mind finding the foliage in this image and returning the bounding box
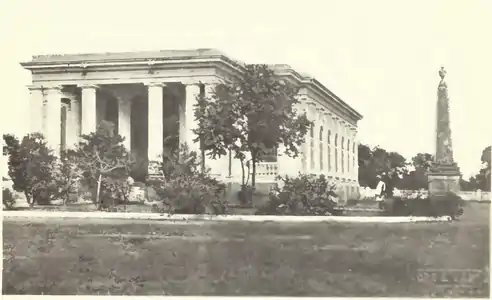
[70,121,134,210]
[51,152,85,204]
[358,143,408,194]
[3,188,16,210]
[398,153,434,190]
[256,173,339,216]
[147,144,228,215]
[3,133,58,206]
[192,64,312,188]
[384,192,464,219]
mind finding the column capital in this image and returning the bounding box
[44,85,63,94]
[78,83,99,89]
[26,84,44,91]
[144,81,166,88]
[181,79,203,86]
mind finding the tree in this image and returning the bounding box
[477,146,491,191]
[193,64,312,190]
[398,153,434,190]
[70,121,134,210]
[357,144,408,192]
[3,133,58,206]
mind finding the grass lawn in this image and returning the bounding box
[3,202,489,297]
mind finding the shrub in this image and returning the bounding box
[256,173,340,216]
[147,144,227,215]
[3,188,16,210]
[384,192,464,219]
[3,133,58,206]
[70,121,134,210]
[51,153,85,204]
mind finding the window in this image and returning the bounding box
[319,126,323,171]
[327,130,331,171]
[310,125,315,170]
[341,137,345,173]
[334,134,338,172]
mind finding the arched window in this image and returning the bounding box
[341,137,345,173]
[310,125,315,170]
[347,140,351,173]
[319,126,323,171]
[327,130,331,171]
[334,134,338,172]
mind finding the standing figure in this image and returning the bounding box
[375,175,386,209]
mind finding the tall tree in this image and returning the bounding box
[398,152,434,190]
[476,146,491,191]
[358,144,408,192]
[193,64,312,188]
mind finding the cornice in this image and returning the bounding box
[21,49,363,123]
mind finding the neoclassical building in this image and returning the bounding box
[20,49,362,200]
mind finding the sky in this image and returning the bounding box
[0,0,490,178]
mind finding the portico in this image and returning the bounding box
[21,49,363,199]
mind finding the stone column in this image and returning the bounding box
[68,97,81,148]
[313,108,322,174]
[306,101,316,173]
[147,82,164,170]
[183,81,201,154]
[323,112,329,175]
[326,112,333,177]
[27,85,45,135]
[355,129,359,181]
[80,84,98,135]
[118,97,132,151]
[334,116,341,176]
[44,86,62,156]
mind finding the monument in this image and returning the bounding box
[427,67,461,196]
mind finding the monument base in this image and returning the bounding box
[427,162,461,197]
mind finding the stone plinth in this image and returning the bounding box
[427,163,461,197]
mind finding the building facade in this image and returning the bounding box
[20,49,362,200]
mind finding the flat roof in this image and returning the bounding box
[22,48,362,121]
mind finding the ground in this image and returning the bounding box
[2,202,489,297]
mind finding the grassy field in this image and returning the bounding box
[3,202,489,297]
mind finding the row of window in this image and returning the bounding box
[308,124,357,174]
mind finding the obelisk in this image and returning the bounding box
[427,67,461,196]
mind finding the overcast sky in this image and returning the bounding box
[1,0,490,178]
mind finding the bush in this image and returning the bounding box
[3,188,16,210]
[3,133,58,206]
[147,144,228,215]
[256,173,340,216]
[384,192,464,219]
[69,121,134,210]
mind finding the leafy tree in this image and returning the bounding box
[398,153,434,190]
[70,121,134,210]
[357,143,408,193]
[193,64,312,190]
[3,133,58,206]
[477,146,491,191]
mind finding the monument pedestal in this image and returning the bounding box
[427,163,461,197]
